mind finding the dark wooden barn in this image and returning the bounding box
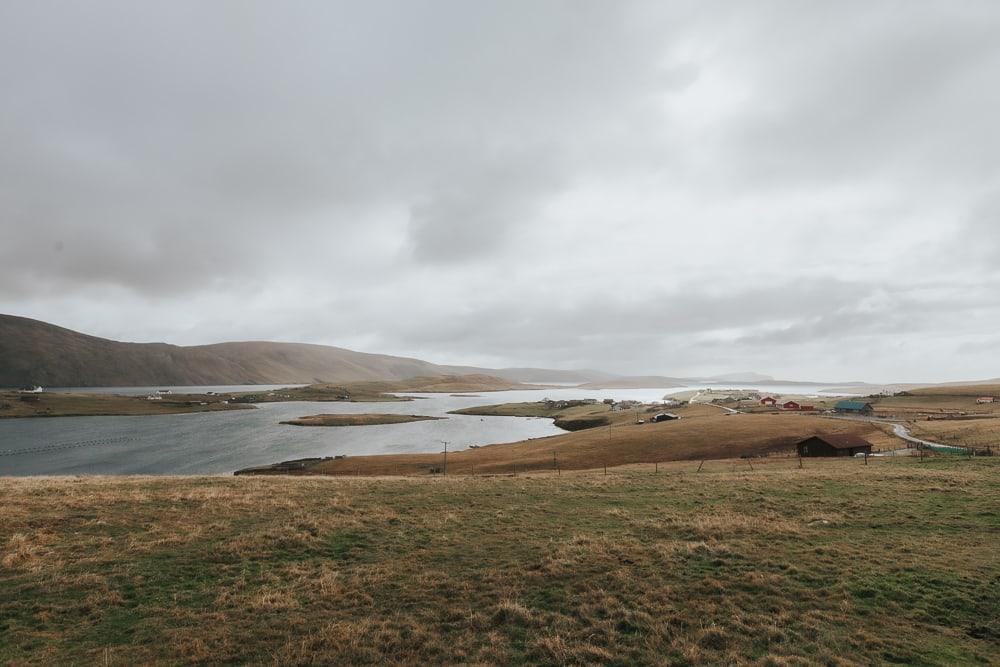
[796,434,873,457]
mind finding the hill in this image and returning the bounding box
[0,314,605,388]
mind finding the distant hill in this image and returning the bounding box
[483,367,615,385]
[576,375,688,389]
[0,314,608,388]
[699,372,776,383]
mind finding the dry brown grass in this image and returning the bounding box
[909,417,1000,449]
[299,410,897,476]
[0,390,250,419]
[872,388,1000,417]
[909,383,1000,397]
[1,458,998,664]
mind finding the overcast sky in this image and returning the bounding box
[2,1,999,383]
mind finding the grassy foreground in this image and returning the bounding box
[2,458,998,665]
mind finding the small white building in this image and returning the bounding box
[977,396,995,404]
[146,395,162,401]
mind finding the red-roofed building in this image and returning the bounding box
[782,401,801,410]
[760,397,777,406]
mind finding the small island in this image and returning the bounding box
[231,374,543,405]
[450,400,611,431]
[280,413,444,427]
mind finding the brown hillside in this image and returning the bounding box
[0,314,602,388]
[290,412,895,476]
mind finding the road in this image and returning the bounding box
[888,422,967,453]
[824,413,967,453]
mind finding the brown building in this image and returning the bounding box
[796,434,873,457]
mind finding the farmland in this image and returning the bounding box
[1,457,997,664]
[0,390,250,419]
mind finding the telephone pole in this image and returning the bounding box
[440,440,448,475]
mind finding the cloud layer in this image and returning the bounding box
[2,1,999,382]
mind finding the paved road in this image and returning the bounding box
[889,423,967,453]
[823,413,967,453]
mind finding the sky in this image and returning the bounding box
[2,1,999,383]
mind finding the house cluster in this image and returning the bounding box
[758,397,814,411]
[698,388,762,404]
[611,400,643,412]
[542,398,598,410]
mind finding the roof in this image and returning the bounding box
[797,434,873,450]
[834,400,871,410]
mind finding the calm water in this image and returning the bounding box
[0,384,851,476]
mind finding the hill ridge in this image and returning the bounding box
[0,314,606,388]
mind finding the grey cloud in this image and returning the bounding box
[1,1,999,382]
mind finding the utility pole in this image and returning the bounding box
[440,440,448,475]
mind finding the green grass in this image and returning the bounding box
[1,458,998,664]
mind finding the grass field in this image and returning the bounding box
[909,418,1000,450]
[0,390,251,419]
[1,458,997,665]
[292,407,898,477]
